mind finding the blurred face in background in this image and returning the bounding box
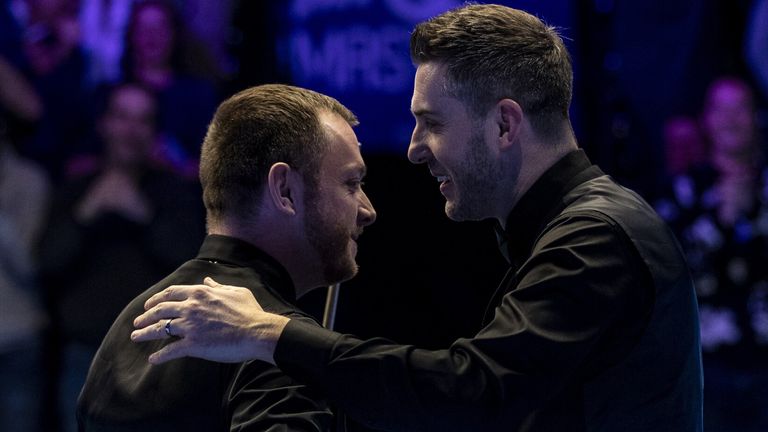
[130,3,175,67]
[100,85,157,168]
[702,79,756,156]
[664,116,706,177]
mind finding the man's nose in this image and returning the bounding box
[358,191,377,226]
[407,130,430,164]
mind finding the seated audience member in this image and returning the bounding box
[38,83,204,432]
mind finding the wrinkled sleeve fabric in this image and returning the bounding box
[274,213,650,431]
[229,316,335,432]
[227,363,333,431]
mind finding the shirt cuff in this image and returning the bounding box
[274,317,341,384]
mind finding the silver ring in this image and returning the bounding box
[164,319,173,336]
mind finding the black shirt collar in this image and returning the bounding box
[496,149,603,267]
[196,234,297,303]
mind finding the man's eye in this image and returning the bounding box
[424,119,441,131]
[347,180,364,189]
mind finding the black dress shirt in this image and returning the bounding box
[274,150,703,431]
[78,235,333,431]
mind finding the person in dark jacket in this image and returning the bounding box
[77,84,376,431]
[131,5,703,431]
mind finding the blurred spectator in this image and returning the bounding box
[79,0,134,87]
[746,0,768,101]
[38,83,204,432]
[0,53,50,432]
[0,0,24,63]
[180,0,237,80]
[0,53,43,123]
[1,0,91,181]
[119,0,220,178]
[0,136,50,432]
[21,0,81,77]
[655,77,768,431]
[663,115,707,178]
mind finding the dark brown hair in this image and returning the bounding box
[410,4,573,139]
[199,84,357,224]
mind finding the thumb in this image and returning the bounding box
[204,276,221,287]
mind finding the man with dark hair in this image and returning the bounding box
[132,5,703,431]
[77,84,377,430]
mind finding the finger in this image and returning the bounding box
[148,339,192,364]
[133,302,186,329]
[205,277,253,295]
[131,320,167,342]
[144,284,202,310]
[131,316,187,341]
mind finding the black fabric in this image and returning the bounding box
[77,235,333,431]
[275,150,703,431]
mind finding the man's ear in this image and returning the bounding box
[495,98,523,151]
[267,162,300,216]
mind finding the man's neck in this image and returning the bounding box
[497,142,577,230]
[208,222,321,299]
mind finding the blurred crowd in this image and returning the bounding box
[654,77,768,431]
[0,0,217,430]
[0,0,767,431]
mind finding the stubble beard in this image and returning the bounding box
[304,190,358,286]
[445,131,501,221]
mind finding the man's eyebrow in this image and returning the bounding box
[344,162,367,177]
[411,108,438,117]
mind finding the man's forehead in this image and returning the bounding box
[411,89,464,120]
[411,89,449,116]
[322,155,366,179]
[319,131,365,170]
[411,63,457,115]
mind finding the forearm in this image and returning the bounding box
[274,320,510,431]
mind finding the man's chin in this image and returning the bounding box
[445,202,466,221]
[445,201,487,222]
[323,260,359,286]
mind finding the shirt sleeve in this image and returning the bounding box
[274,213,651,431]
[227,361,334,431]
[228,316,336,431]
